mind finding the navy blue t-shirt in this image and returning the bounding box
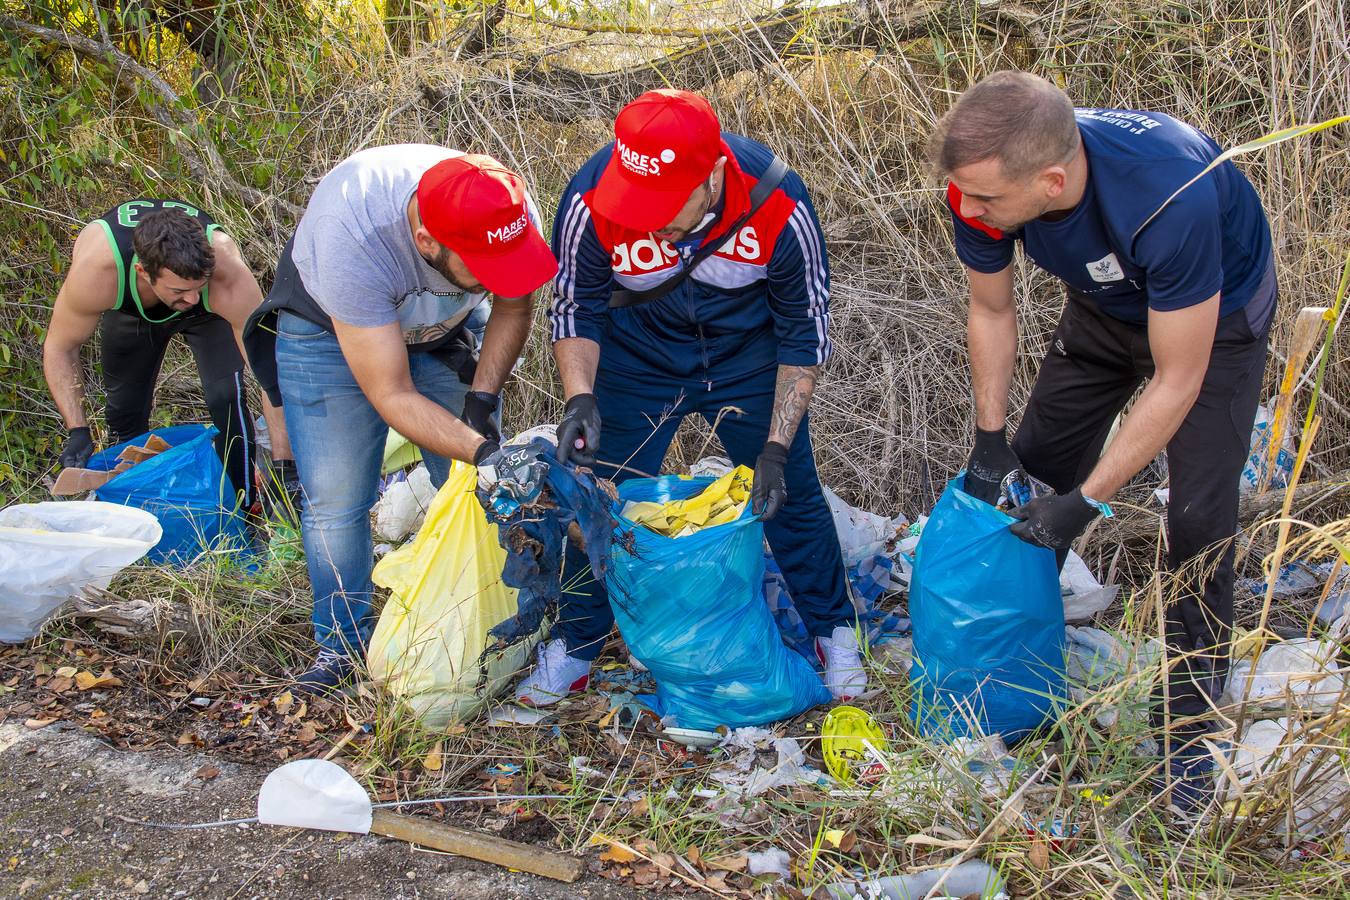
[949,108,1273,325]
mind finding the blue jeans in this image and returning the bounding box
[275,312,472,658]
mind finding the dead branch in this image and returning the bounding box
[0,13,300,220]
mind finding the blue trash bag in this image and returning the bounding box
[909,475,1066,742]
[89,425,250,565]
[605,474,831,729]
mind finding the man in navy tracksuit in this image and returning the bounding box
[932,72,1276,814]
[515,89,864,705]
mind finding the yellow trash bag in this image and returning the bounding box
[621,466,754,537]
[367,461,536,729]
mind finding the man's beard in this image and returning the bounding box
[426,245,479,292]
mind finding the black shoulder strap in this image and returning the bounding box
[609,155,789,310]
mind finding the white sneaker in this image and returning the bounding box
[816,626,867,701]
[515,639,592,707]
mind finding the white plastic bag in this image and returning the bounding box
[1223,638,1348,712]
[0,501,162,643]
[372,464,436,542]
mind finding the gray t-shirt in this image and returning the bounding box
[292,144,488,347]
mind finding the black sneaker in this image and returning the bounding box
[1152,740,1216,817]
[294,650,356,696]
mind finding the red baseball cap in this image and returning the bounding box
[417,154,558,297]
[593,90,723,232]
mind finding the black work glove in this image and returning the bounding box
[59,426,95,469]
[964,425,1021,505]
[462,391,501,444]
[262,458,304,525]
[751,440,789,521]
[556,393,601,466]
[473,439,501,466]
[1009,488,1101,550]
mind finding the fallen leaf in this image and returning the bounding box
[90,709,106,719]
[7,856,18,871]
[132,879,149,894]
[649,852,676,871]
[704,875,729,892]
[824,828,846,848]
[273,691,294,715]
[177,732,202,747]
[48,676,73,693]
[706,854,748,873]
[24,718,57,730]
[75,670,122,691]
[295,722,318,743]
[630,795,650,817]
[630,864,659,885]
[422,744,443,772]
[685,845,703,869]
[60,827,74,837]
[16,877,38,896]
[599,844,638,864]
[1029,836,1050,871]
[904,833,973,850]
[193,764,221,781]
[54,666,77,678]
[32,662,50,677]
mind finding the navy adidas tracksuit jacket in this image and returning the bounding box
[546,132,855,659]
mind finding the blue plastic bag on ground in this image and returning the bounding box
[606,474,830,729]
[90,425,250,565]
[909,475,1066,741]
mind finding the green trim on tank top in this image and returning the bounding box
[125,222,220,323]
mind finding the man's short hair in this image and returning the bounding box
[928,71,1080,181]
[133,208,215,281]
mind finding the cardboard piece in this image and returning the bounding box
[51,468,119,496]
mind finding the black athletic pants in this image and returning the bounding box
[1012,295,1273,739]
[99,311,257,508]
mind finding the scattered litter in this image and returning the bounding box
[0,501,162,643]
[660,727,722,750]
[822,706,889,786]
[745,846,791,880]
[1222,638,1348,712]
[486,706,549,726]
[820,857,1008,899]
[1239,559,1348,602]
[484,762,522,778]
[1240,399,1295,495]
[1060,551,1119,623]
[1222,717,1349,836]
[711,733,829,798]
[257,759,583,882]
[372,464,436,542]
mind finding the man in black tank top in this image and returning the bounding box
[42,199,295,513]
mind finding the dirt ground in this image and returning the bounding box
[0,722,644,899]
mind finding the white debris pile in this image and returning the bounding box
[372,464,437,542]
[1221,638,1349,713]
[1221,716,1349,836]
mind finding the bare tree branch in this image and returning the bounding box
[1,12,300,219]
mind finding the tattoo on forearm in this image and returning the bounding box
[769,364,820,447]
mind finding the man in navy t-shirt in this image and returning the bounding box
[930,71,1276,814]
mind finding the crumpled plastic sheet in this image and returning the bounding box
[476,438,615,646]
[764,553,907,660]
[1222,638,1349,713]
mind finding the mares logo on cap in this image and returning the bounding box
[486,209,530,245]
[616,137,668,177]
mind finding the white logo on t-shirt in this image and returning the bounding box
[1087,253,1125,283]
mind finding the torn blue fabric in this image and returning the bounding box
[763,553,907,660]
[477,438,614,646]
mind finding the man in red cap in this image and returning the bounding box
[244,145,557,693]
[520,89,864,705]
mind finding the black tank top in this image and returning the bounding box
[93,199,221,324]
